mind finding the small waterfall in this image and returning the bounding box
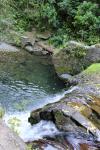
[3,87,76,142]
[4,112,59,142]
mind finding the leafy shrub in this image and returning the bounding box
[0,0,100,45]
[74,1,99,28]
[74,1,100,42]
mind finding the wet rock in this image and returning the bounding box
[29,63,100,142]
[28,133,100,150]
[0,42,20,52]
[30,139,68,150]
[28,108,41,125]
[59,74,78,86]
[0,120,26,150]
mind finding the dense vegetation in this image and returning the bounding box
[0,0,100,46]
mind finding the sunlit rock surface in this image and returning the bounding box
[0,120,26,150]
[0,42,19,52]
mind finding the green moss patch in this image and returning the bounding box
[56,66,72,75]
[83,63,100,74]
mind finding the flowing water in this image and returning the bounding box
[0,50,65,141]
[0,50,99,150]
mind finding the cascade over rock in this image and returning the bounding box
[29,63,100,145]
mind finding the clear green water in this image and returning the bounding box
[1,51,99,149]
[0,51,65,113]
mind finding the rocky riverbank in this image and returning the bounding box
[0,42,27,150]
[0,32,100,149]
[26,38,100,149]
[29,63,100,149]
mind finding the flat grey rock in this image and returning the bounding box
[0,120,26,150]
[0,42,19,52]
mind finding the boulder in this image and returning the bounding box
[59,73,78,86]
[29,63,100,142]
[24,42,52,56]
[21,36,35,48]
[21,35,52,56]
[20,31,53,56]
[53,41,100,75]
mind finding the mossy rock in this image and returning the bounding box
[55,66,72,75]
[28,108,42,125]
[53,41,100,76]
[83,63,100,75]
[64,45,86,58]
[75,63,100,85]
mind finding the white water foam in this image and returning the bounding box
[3,87,77,142]
[4,112,59,142]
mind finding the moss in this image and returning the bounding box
[54,110,66,125]
[56,66,72,74]
[74,47,86,58]
[66,46,86,58]
[54,45,86,59]
[83,63,100,74]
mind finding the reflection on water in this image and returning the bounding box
[0,51,65,112]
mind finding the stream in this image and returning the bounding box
[0,50,99,150]
[0,50,65,142]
